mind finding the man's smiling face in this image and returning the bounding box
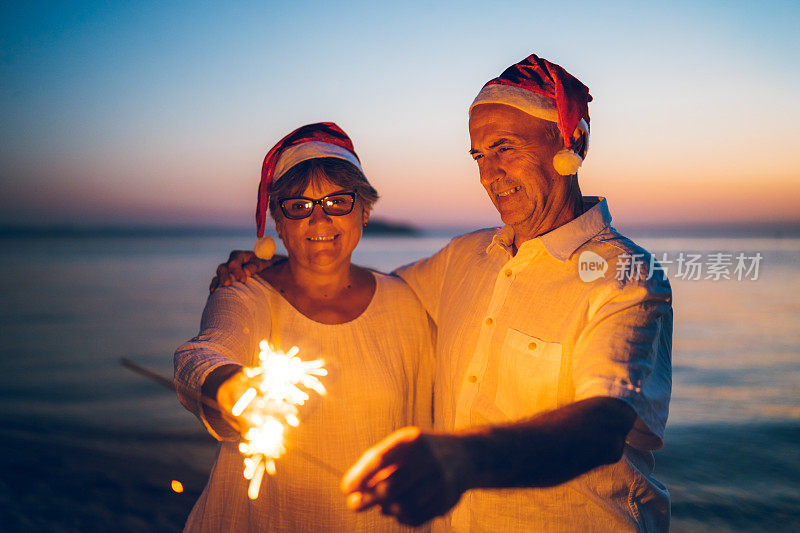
[469,103,567,236]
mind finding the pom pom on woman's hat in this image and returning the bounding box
[254,236,275,260]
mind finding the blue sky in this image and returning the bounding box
[1,1,798,228]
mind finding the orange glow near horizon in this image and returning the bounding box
[6,135,796,229]
[1,3,798,231]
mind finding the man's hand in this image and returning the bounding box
[341,398,637,527]
[341,427,474,527]
[209,250,271,293]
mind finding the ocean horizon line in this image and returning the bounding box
[1,220,799,239]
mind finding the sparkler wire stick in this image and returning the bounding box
[120,358,343,479]
[121,357,224,413]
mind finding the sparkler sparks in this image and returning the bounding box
[121,356,341,501]
[234,340,327,500]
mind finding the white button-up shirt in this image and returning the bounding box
[397,197,672,532]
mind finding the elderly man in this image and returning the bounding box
[214,54,672,532]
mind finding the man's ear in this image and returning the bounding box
[574,130,588,160]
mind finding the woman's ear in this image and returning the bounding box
[274,217,285,240]
[362,207,370,228]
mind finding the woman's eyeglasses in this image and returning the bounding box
[278,191,356,220]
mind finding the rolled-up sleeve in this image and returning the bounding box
[174,283,269,441]
[572,270,673,451]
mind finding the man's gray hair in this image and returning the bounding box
[544,121,561,144]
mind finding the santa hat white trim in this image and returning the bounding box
[470,85,590,175]
[274,141,363,181]
[469,84,558,123]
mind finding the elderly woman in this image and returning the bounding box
[174,123,433,532]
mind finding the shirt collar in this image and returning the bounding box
[486,196,612,261]
[486,225,515,255]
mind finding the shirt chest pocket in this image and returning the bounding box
[495,329,563,419]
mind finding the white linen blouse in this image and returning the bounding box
[175,272,434,532]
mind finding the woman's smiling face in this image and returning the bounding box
[275,175,369,273]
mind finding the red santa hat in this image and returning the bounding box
[469,54,592,176]
[254,122,363,258]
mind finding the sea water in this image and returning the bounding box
[0,233,798,531]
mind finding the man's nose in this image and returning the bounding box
[479,156,506,186]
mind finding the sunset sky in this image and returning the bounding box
[1,1,798,230]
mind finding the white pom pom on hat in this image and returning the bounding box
[552,150,583,176]
[254,236,275,260]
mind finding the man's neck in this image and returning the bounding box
[512,188,584,254]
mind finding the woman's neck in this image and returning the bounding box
[284,259,354,299]
[260,257,376,324]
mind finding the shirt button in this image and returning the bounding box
[504,269,513,277]
[485,317,493,326]
[528,342,537,350]
[467,375,477,383]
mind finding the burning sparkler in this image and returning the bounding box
[121,340,331,501]
[223,340,327,500]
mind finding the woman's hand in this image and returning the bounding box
[215,370,260,434]
[201,365,256,435]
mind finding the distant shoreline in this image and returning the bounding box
[1,221,799,239]
[0,218,422,239]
